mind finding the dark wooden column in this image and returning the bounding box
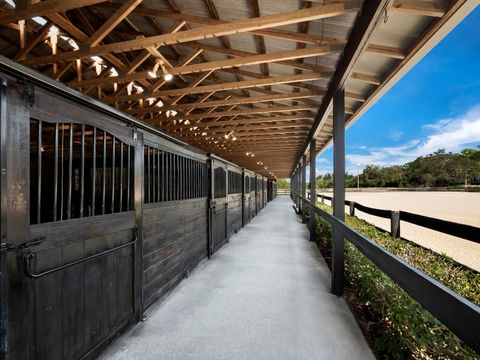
[309,138,316,241]
[301,154,307,223]
[332,87,345,296]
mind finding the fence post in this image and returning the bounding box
[349,202,355,217]
[309,138,316,242]
[391,211,400,238]
[321,194,324,204]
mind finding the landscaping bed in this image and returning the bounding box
[306,204,480,359]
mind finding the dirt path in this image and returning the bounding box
[319,191,480,272]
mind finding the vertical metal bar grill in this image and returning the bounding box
[67,124,73,219]
[80,124,85,217]
[119,142,123,211]
[53,123,59,221]
[127,143,131,210]
[111,137,116,213]
[37,120,42,224]
[92,127,96,216]
[102,130,106,215]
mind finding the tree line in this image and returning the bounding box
[276,148,480,189]
[317,148,480,188]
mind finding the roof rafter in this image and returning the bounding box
[102,73,325,102]
[85,0,142,47]
[66,45,339,88]
[0,0,107,25]
[21,2,361,66]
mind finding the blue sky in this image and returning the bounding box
[316,6,480,176]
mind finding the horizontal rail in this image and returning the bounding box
[317,193,480,243]
[354,202,391,218]
[401,211,480,243]
[295,193,480,353]
[24,239,136,279]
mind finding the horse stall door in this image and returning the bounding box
[0,77,8,360]
[226,166,242,238]
[210,159,228,254]
[250,175,256,218]
[243,174,251,226]
[4,82,139,360]
[256,176,262,212]
[141,139,209,309]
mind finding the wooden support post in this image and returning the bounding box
[349,201,355,216]
[332,88,345,296]
[18,20,26,49]
[301,155,307,223]
[309,138,316,241]
[391,210,400,238]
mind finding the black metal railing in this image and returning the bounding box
[294,192,480,354]
[316,194,480,243]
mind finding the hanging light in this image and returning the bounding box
[126,82,133,96]
[148,59,162,78]
[159,60,173,81]
[49,26,59,46]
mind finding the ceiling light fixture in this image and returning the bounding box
[148,59,161,79]
[160,60,173,81]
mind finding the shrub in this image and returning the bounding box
[308,203,480,359]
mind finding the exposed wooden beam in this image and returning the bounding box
[249,0,269,79]
[85,0,142,47]
[13,20,51,61]
[46,12,128,72]
[21,2,360,66]
[0,0,107,25]
[66,45,338,88]
[391,0,447,17]
[298,0,389,174]
[168,92,318,111]
[183,43,336,73]
[175,122,313,132]
[169,70,214,105]
[102,73,325,102]
[166,115,313,128]
[366,44,406,59]
[152,104,316,121]
[98,2,349,46]
[350,72,381,85]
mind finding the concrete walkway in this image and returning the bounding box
[100,196,373,360]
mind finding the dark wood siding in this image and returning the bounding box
[142,199,208,308]
[0,67,264,360]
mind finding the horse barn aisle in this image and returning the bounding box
[100,196,373,360]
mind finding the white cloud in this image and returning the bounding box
[413,106,480,156]
[388,130,404,141]
[346,105,480,167]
